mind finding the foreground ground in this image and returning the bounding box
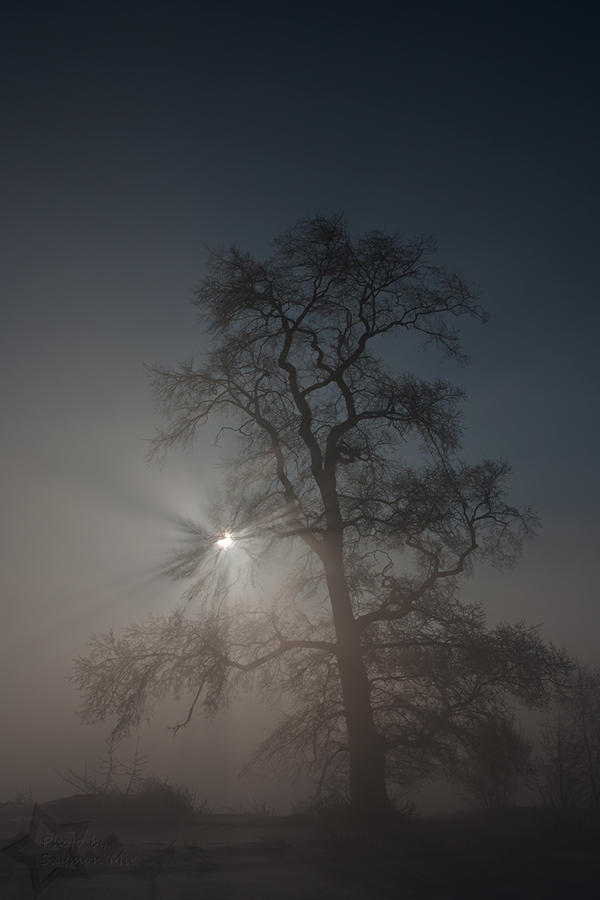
[1,798,599,898]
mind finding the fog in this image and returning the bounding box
[2,282,597,814]
[2,3,599,816]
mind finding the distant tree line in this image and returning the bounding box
[448,660,600,810]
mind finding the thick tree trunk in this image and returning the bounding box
[321,531,395,821]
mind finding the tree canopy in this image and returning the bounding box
[73,214,568,819]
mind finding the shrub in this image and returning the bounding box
[131,777,200,822]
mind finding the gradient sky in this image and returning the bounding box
[2,2,599,810]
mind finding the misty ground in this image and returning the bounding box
[1,797,600,899]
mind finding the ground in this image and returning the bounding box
[1,798,599,898]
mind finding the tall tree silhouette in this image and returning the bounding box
[73,215,566,821]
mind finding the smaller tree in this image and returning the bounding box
[533,662,600,808]
[55,734,148,796]
[571,663,600,808]
[533,715,584,808]
[445,714,533,809]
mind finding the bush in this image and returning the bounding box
[131,777,200,822]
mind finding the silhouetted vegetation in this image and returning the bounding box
[53,736,203,825]
[72,214,569,822]
[443,714,533,808]
[531,661,600,808]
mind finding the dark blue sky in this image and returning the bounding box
[2,1,599,807]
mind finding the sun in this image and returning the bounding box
[216,532,234,550]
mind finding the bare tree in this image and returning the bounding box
[571,663,600,808]
[533,662,600,808]
[444,713,533,809]
[55,735,148,796]
[533,715,583,808]
[73,214,567,822]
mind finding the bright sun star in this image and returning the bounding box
[216,532,234,550]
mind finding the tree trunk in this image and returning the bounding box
[321,531,394,821]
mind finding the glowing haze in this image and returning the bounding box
[1,4,598,812]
